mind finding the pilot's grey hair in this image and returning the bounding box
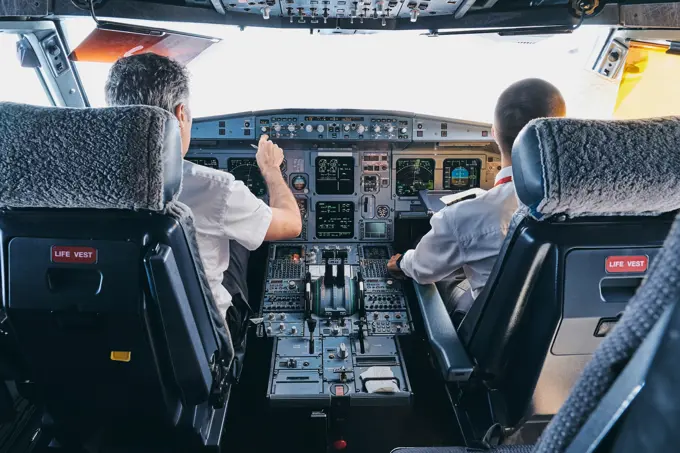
[105,53,190,116]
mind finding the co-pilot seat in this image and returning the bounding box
[0,103,234,450]
[415,116,680,443]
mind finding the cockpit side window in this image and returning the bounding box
[0,33,51,106]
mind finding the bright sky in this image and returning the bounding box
[3,19,621,123]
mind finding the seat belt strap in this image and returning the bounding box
[565,303,674,453]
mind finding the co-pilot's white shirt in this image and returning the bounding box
[178,160,273,316]
[400,166,517,298]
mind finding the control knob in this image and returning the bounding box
[288,280,297,290]
[287,124,296,132]
[305,124,313,133]
[279,313,287,320]
[344,124,351,132]
[373,125,381,133]
[261,126,268,133]
[387,125,394,133]
[279,322,285,331]
[400,127,408,134]
[331,325,340,335]
[338,342,349,359]
[273,124,282,132]
[357,125,366,134]
[317,124,325,133]
[268,313,275,320]
[291,325,298,335]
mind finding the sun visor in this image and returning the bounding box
[69,21,220,65]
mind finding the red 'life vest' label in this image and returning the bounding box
[605,255,648,273]
[51,246,98,264]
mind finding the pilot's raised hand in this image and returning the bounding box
[256,134,284,176]
[387,253,406,279]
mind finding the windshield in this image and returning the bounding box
[63,18,618,122]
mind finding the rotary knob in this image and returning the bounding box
[268,313,275,320]
[344,124,350,132]
[373,125,381,133]
[261,126,268,133]
[279,313,287,320]
[387,126,394,133]
[291,325,298,335]
[279,322,285,331]
[287,124,296,132]
[273,124,281,132]
[357,125,366,134]
[317,124,325,133]
[331,325,340,335]
[400,127,408,134]
[338,342,348,359]
[305,124,313,133]
[288,280,297,290]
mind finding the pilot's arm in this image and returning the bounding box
[256,135,303,241]
[388,209,464,284]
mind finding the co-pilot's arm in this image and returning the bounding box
[397,210,465,285]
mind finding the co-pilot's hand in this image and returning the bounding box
[256,134,284,176]
[387,253,406,279]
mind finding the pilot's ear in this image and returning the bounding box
[174,103,188,125]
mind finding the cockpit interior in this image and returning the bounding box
[3,1,680,452]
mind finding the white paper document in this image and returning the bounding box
[360,366,400,394]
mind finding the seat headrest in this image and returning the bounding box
[512,116,680,219]
[0,103,182,211]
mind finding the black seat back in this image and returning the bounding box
[458,116,680,429]
[0,103,232,446]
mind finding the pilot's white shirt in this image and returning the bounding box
[178,160,273,316]
[400,166,517,298]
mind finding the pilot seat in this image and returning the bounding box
[0,103,235,451]
[414,116,680,445]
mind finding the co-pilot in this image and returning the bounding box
[388,79,566,321]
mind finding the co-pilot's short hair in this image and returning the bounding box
[105,53,190,115]
[494,78,566,155]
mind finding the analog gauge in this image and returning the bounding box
[228,158,267,197]
[376,205,390,218]
[395,158,435,197]
[291,174,307,191]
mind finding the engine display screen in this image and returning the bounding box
[228,158,267,197]
[396,158,435,196]
[363,245,390,259]
[316,202,354,239]
[187,157,219,169]
[443,158,482,191]
[315,156,354,195]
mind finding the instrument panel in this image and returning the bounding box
[188,110,501,242]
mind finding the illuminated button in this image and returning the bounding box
[333,439,348,450]
[110,351,131,362]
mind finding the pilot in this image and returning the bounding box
[387,78,566,320]
[105,54,302,344]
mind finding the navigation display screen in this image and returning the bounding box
[443,159,482,191]
[315,156,354,195]
[316,202,354,239]
[395,158,435,197]
[228,158,266,197]
[186,157,219,169]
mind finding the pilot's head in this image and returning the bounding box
[493,78,566,160]
[105,53,192,156]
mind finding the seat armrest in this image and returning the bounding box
[413,282,474,381]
